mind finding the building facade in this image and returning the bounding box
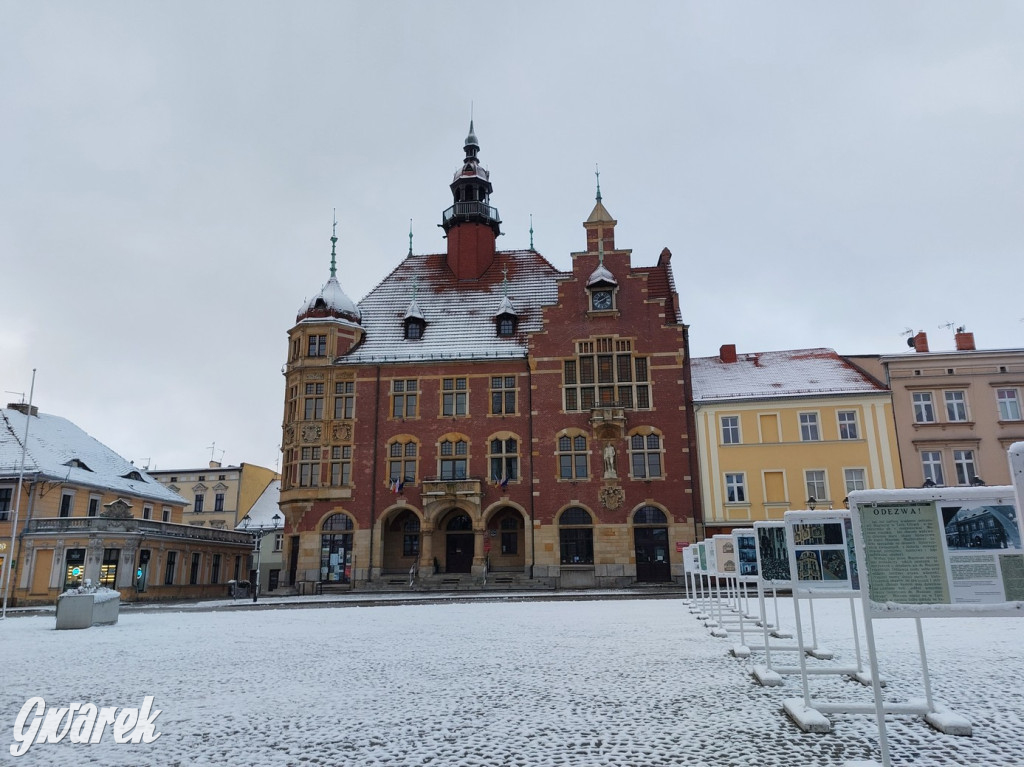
[278,125,699,590]
[0,404,253,605]
[691,345,902,533]
[150,461,278,530]
[881,330,1024,488]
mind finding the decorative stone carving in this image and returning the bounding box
[301,424,322,443]
[284,426,295,446]
[602,443,617,478]
[332,422,353,442]
[599,485,625,510]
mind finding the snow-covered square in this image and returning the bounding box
[3,594,1023,766]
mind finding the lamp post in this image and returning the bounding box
[240,512,281,603]
[806,496,817,511]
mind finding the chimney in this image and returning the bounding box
[7,402,39,417]
[720,344,737,363]
[913,332,929,353]
[955,331,976,351]
[209,460,222,469]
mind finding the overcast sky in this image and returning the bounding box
[2,2,1022,473]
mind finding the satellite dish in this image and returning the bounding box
[907,337,915,348]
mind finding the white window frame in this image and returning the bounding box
[944,390,968,422]
[804,469,827,503]
[921,451,944,486]
[843,468,867,494]
[724,473,746,503]
[59,490,75,517]
[837,410,859,440]
[953,449,977,486]
[913,391,935,423]
[720,415,740,445]
[996,388,1022,421]
[799,412,821,442]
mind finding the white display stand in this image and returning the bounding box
[847,468,1024,767]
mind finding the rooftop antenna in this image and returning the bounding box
[207,442,224,464]
[3,391,25,404]
[529,214,534,250]
[408,219,413,256]
[939,322,965,333]
[141,458,151,471]
[330,209,338,278]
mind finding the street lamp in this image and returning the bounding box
[806,496,817,511]
[240,512,282,603]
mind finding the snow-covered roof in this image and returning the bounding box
[586,263,617,287]
[298,275,361,323]
[337,249,566,364]
[0,407,186,506]
[691,348,888,403]
[236,480,282,530]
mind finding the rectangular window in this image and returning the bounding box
[88,496,101,517]
[805,470,827,503]
[913,392,935,423]
[944,390,968,422]
[164,551,177,585]
[837,411,859,440]
[334,381,355,419]
[558,435,588,480]
[563,345,651,411]
[844,468,866,494]
[162,507,171,522]
[304,382,325,420]
[403,534,420,558]
[0,487,12,521]
[59,492,74,517]
[214,493,225,512]
[307,334,327,357]
[142,505,153,520]
[330,445,352,486]
[274,533,284,553]
[997,388,1021,421]
[211,554,221,584]
[921,451,944,485]
[799,412,820,441]
[391,380,418,419]
[194,493,205,513]
[953,449,977,486]
[299,447,321,487]
[189,552,201,585]
[720,416,740,445]
[490,376,516,415]
[442,378,468,416]
[725,473,746,503]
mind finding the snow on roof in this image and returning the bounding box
[691,348,887,402]
[298,275,361,323]
[236,479,282,530]
[0,407,186,506]
[338,249,566,364]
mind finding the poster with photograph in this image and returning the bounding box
[733,529,758,581]
[783,510,855,591]
[850,487,1023,614]
[754,522,791,585]
[713,534,736,576]
[697,541,708,573]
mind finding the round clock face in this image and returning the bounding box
[592,290,613,310]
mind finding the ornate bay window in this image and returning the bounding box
[563,338,650,412]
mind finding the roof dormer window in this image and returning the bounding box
[405,318,425,340]
[122,470,145,482]
[64,459,93,472]
[496,314,517,337]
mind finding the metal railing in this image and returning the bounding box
[442,202,500,225]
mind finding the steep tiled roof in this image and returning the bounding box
[0,408,186,505]
[338,249,567,364]
[691,348,887,402]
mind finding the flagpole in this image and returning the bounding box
[2,369,36,620]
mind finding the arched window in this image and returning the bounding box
[496,315,516,337]
[633,505,667,525]
[559,507,594,565]
[446,513,473,531]
[388,439,418,484]
[557,433,588,480]
[629,432,663,479]
[489,437,518,483]
[322,513,354,531]
[439,438,469,480]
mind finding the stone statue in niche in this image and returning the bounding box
[603,442,617,478]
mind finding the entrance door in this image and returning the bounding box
[634,526,671,582]
[445,533,474,573]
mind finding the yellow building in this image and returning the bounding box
[149,461,278,530]
[691,346,902,533]
[1,404,254,606]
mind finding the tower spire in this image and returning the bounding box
[595,165,602,202]
[330,209,338,278]
[408,219,413,256]
[529,213,534,250]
